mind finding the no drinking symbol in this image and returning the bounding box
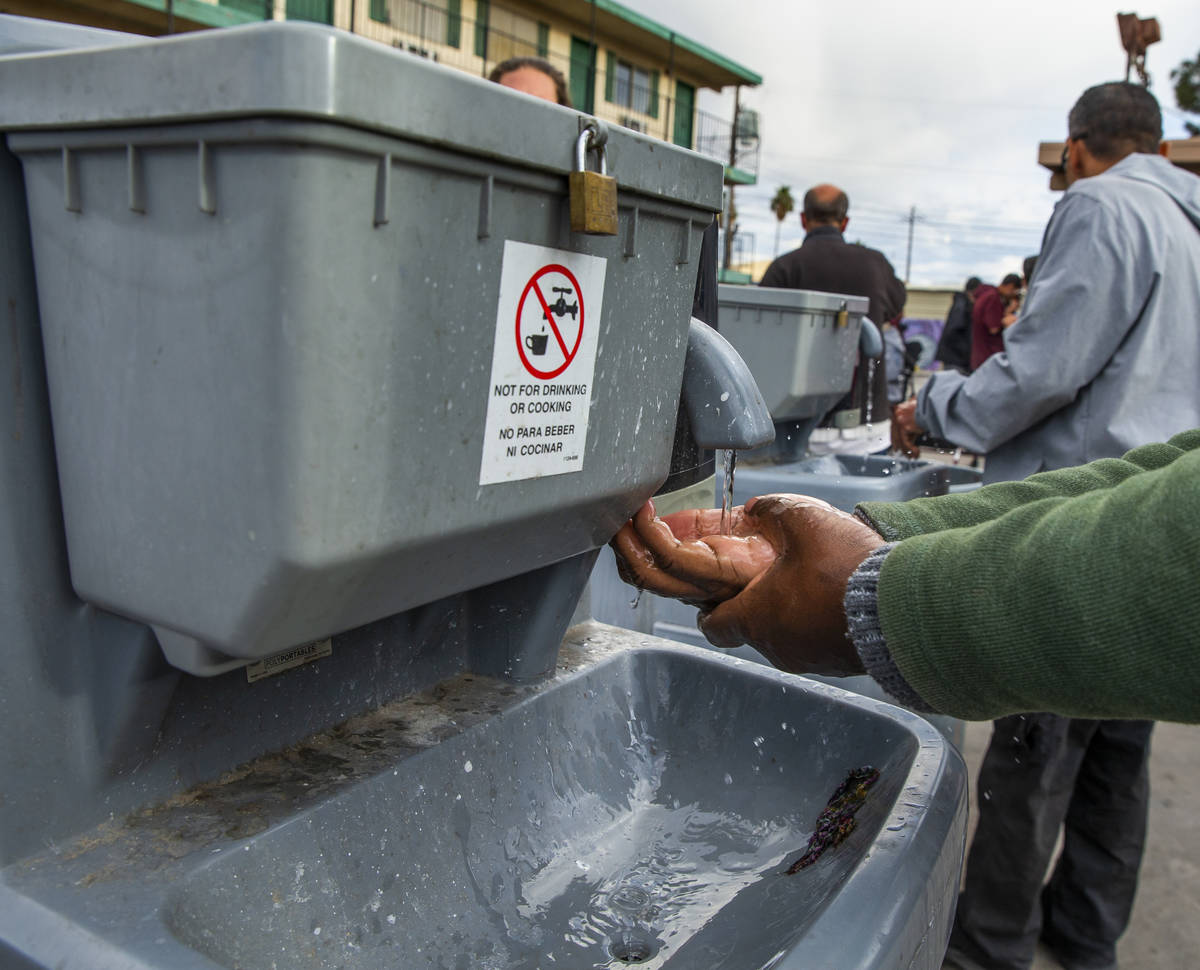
[515,264,584,380]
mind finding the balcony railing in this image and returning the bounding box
[206,0,755,173]
[695,108,760,181]
[718,228,757,276]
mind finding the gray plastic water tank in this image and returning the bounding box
[0,22,723,671]
[717,283,869,421]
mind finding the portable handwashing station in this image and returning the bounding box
[0,17,964,969]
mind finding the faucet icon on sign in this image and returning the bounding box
[544,286,578,323]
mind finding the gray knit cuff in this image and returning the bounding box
[844,543,935,714]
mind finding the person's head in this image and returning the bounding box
[1022,255,1038,287]
[488,57,572,107]
[800,184,850,233]
[1063,82,1164,185]
[964,276,982,301]
[998,273,1023,300]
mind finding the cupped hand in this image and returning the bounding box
[610,500,778,606]
[696,494,887,676]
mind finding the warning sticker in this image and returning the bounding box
[480,241,607,485]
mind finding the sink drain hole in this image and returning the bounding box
[609,935,657,963]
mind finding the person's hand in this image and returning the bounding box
[1001,308,1019,328]
[610,495,886,676]
[610,500,778,606]
[891,397,922,458]
[698,495,887,676]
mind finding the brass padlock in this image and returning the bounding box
[836,301,849,328]
[569,123,618,236]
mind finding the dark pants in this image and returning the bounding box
[948,714,1154,970]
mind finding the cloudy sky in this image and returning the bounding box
[630,0,1200,288]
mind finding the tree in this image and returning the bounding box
[769,185,796,258]
[1170,49,1200,136]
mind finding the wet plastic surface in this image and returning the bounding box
[0,22,722,670]
[0,627,965,970]
[724,454,981,510]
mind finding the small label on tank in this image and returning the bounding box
[246,639,333,683]
[479,241,606,485]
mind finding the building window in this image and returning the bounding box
[372,0,462,48]
[605,52,659,118]
[484,6,545,62]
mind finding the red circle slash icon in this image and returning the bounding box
[516,264,584,379]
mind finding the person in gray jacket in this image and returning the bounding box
[894,82,1200,970]
[895,87,1200,483]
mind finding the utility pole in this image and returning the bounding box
[722,85,741,271]
[903,205,917,283]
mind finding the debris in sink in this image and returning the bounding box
[786,766,881,873]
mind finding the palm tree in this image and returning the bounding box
[769,185,795,258]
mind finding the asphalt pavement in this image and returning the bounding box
[955,718,1200,970]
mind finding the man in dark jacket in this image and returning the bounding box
[934,276,981,373]
[759,184,906,438]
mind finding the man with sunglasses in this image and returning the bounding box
[891,81,1200,970]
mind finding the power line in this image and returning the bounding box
[754,152,1047,179]
[853,215,1044,235]
[792,89,1070,114]
[845,203,1051,232]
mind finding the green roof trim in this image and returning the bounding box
[724,165,757,185]
[594,0,761,87]
[122,0,268,27]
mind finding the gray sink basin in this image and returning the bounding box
[0,625,966,970]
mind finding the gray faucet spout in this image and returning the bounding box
[681,317,775,451]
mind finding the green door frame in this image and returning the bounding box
[569,35,596,114]
[673,79,695,148]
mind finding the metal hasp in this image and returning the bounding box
[569,119,619,236]
[680,317,775,450]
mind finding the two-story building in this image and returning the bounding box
[7,1,761,173]
[9,0,763,273]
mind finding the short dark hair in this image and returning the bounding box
[802,187,849,225]
[1022,255,1038,284]
[1001,273,1023,288]
[488,57,572,108]
[1067,82,1161,162]
[965,276,982,293]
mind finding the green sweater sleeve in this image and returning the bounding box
[855,429,1200,722]
[858,429,1200,540]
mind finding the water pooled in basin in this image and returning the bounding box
[720,449,739,536]
[517,803,797,968]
